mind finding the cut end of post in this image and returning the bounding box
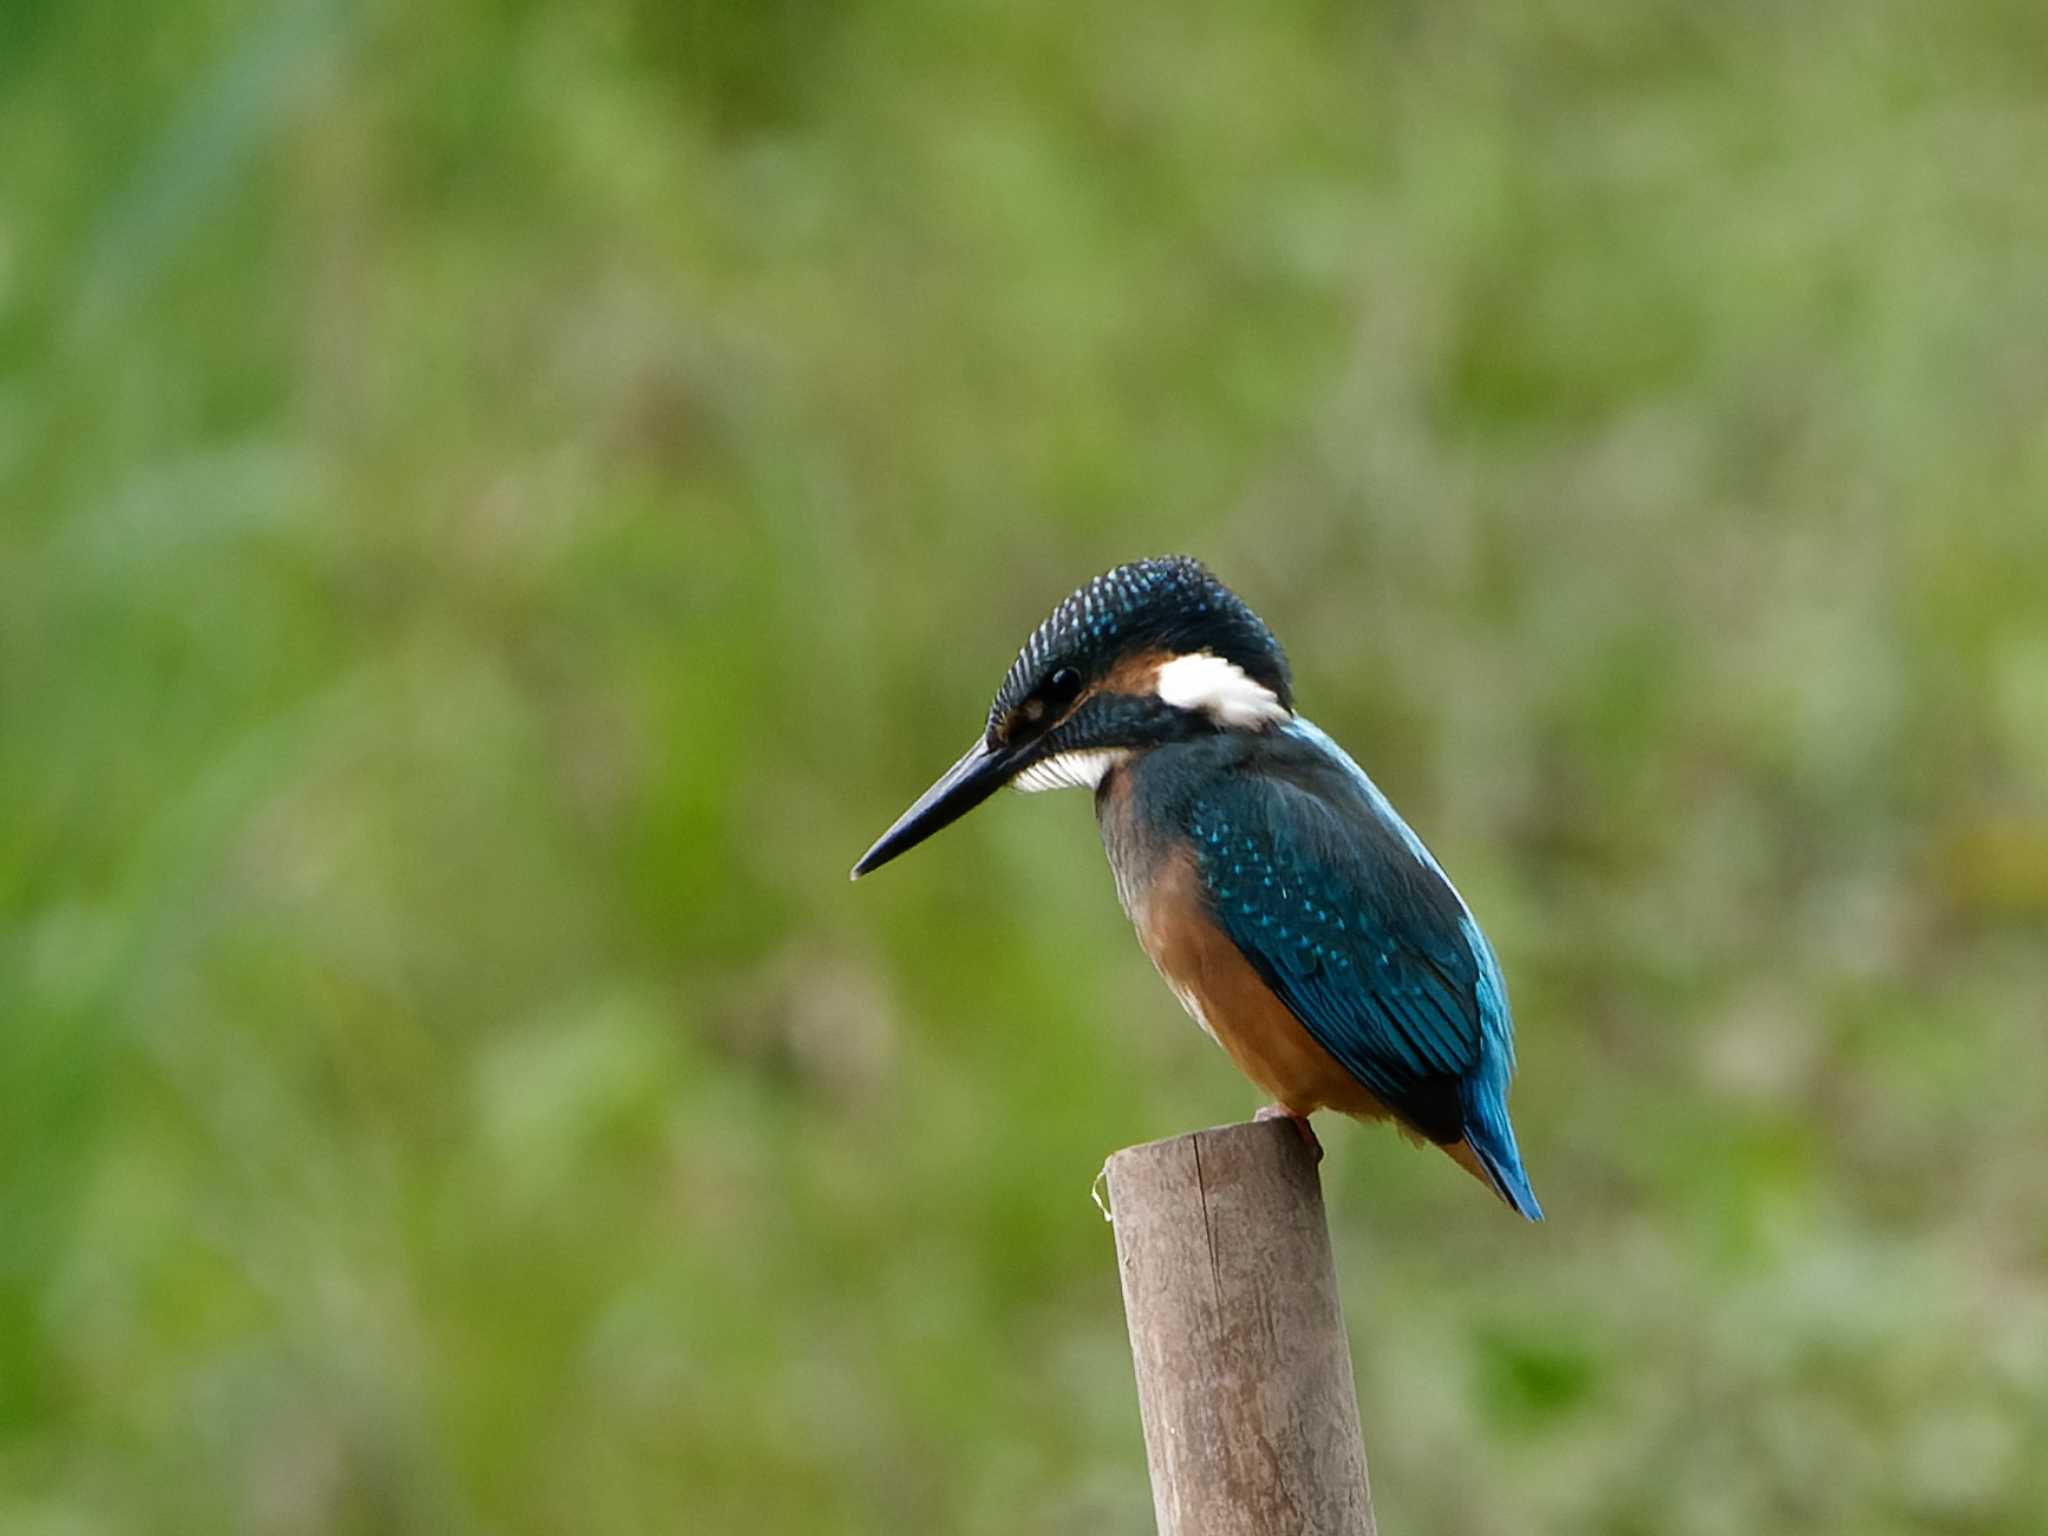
[1104,1116,1322,1203]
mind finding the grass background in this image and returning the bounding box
[5,1,2048,1531]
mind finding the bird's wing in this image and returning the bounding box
[1183,764,1482,1142]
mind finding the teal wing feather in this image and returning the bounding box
[1184,768,1481,1144]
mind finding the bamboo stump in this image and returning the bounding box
[1105,1119,1376,1536]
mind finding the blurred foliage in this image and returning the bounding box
[5,0,2048,1531]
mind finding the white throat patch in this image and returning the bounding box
[1011,748,1130,794]
[1154,652,1289,729]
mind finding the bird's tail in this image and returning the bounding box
[1456,1079,1544,1222]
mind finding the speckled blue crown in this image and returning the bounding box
[989,556,1293,726]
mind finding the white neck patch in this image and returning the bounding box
[1154,652,1289,729]
[1011,748,1130,794]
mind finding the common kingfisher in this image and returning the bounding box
[852,556,1542,1220]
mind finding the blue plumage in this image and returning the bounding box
[854,555,1542,1221]
[1134,720,1543,1220]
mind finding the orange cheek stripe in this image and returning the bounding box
[1093,648,1172,701]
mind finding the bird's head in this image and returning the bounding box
[851,555,1292,878]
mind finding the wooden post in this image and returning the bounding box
[1105,1119,1376,1536]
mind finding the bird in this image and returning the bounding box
[850,556,1542,1220]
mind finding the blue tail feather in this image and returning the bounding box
[1461,1079,1544,1222]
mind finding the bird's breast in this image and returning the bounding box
[1094,764,1157,930]
[1097,773,1391,1121]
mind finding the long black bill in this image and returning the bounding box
[850,737,1022,879]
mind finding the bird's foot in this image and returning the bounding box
[1255,1104,1323,1162]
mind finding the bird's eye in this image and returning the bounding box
[1018,667,1083,730]
[1042,667,1083,712]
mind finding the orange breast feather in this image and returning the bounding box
[1134,847,1396,1125]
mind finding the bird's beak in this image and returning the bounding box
[850,736,1024,879]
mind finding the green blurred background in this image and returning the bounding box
[7,1,2048,1531]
